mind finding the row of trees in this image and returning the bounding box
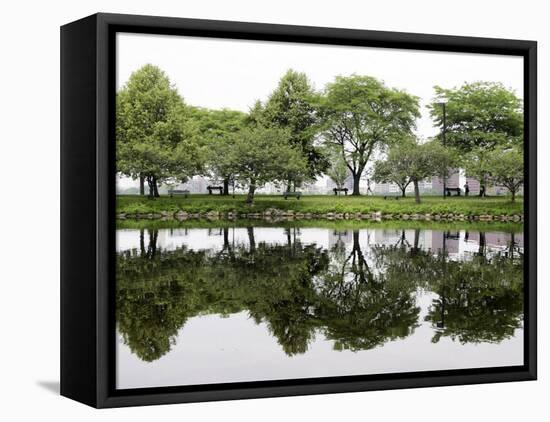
[116,65,524,203]
[371,81,524,202]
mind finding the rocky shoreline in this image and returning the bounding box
[117,208,523,223]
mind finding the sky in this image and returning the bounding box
[116,32,524,188]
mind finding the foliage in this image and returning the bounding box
[423,254,524,344]
[462,148,492,195]
[316,232,420,350]
[372,140,415,197]
[374,140,457,203]
[486,146,524,202]
[256,70,328,188]
[187,107,248,192]
[428,82,523,197]
[319,75,420,195]
[224,126,308,203]
[429,81,523,152]
[116,226,523,361]
[117,230,329,359]
[116,64,202,196]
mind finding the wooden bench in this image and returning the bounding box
[445,187,461,196]
[168,189,190,198]
[333,187,348,196]
[207,186,223,195]
[283,191,302,200]
[383,194,400,200]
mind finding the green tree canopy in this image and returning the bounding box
[319,75,420,195]
[188,107,248,194]
[429,82,523,152]
[486,146,524,202]
[374,140,456,203]
[429,82,523,197]
[224,126,308,203]
[263,69,328,188]
[372,140,416,197]
[116,64,202,197]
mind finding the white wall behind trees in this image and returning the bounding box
[0,1,547,421]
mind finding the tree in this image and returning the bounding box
[486,147,524,202]
[374,140,456,203]
[189,107,247,194]
[411,141,457,203]
[224,126,308,204]
[462,149,492,197]
[263,70,328,189]
[372,141,415,197]
[116,64,201,197]
[429,82,523,152]
[429,82,523,196]
[319,75,420,195]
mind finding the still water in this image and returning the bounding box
[116,223,524,389]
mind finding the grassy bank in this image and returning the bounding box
[117,218,523,233]
[117,194,523,217]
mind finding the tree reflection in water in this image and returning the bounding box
[116,226,523,362]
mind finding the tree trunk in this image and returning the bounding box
[352,230,361,255]
[352,173,361,196]
[351,230,367,283]
[413,179,421,203]
[223,178,230,195]
[401,187,406,197]
[511,189,516,202]
[152,176,160,197]
[147,176,154,198]
[146,229,158,258]
[223,227,229,250]
[139,229,145,256]
[479,177,486,197]
[247,226,256,252]
[246,182,256,204]
[286,181,292,193]
[139,175,145,196]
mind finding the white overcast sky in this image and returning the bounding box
[117,32,523,141]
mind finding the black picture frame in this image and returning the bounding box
[60,12,537,408]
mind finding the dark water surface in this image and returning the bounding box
[115,223,524,389]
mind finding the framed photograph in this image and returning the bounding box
[61,13,537,408]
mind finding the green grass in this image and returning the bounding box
[117,218,523,234]
[117,194,523,216]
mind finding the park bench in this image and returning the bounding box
[168,189,190,198]
[445,187,461,196]
[333,187,348,196]
[283,191,302,200]
[207,186,223,195]
[383,193,401,200]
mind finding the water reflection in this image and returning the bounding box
[116,225,523,367]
